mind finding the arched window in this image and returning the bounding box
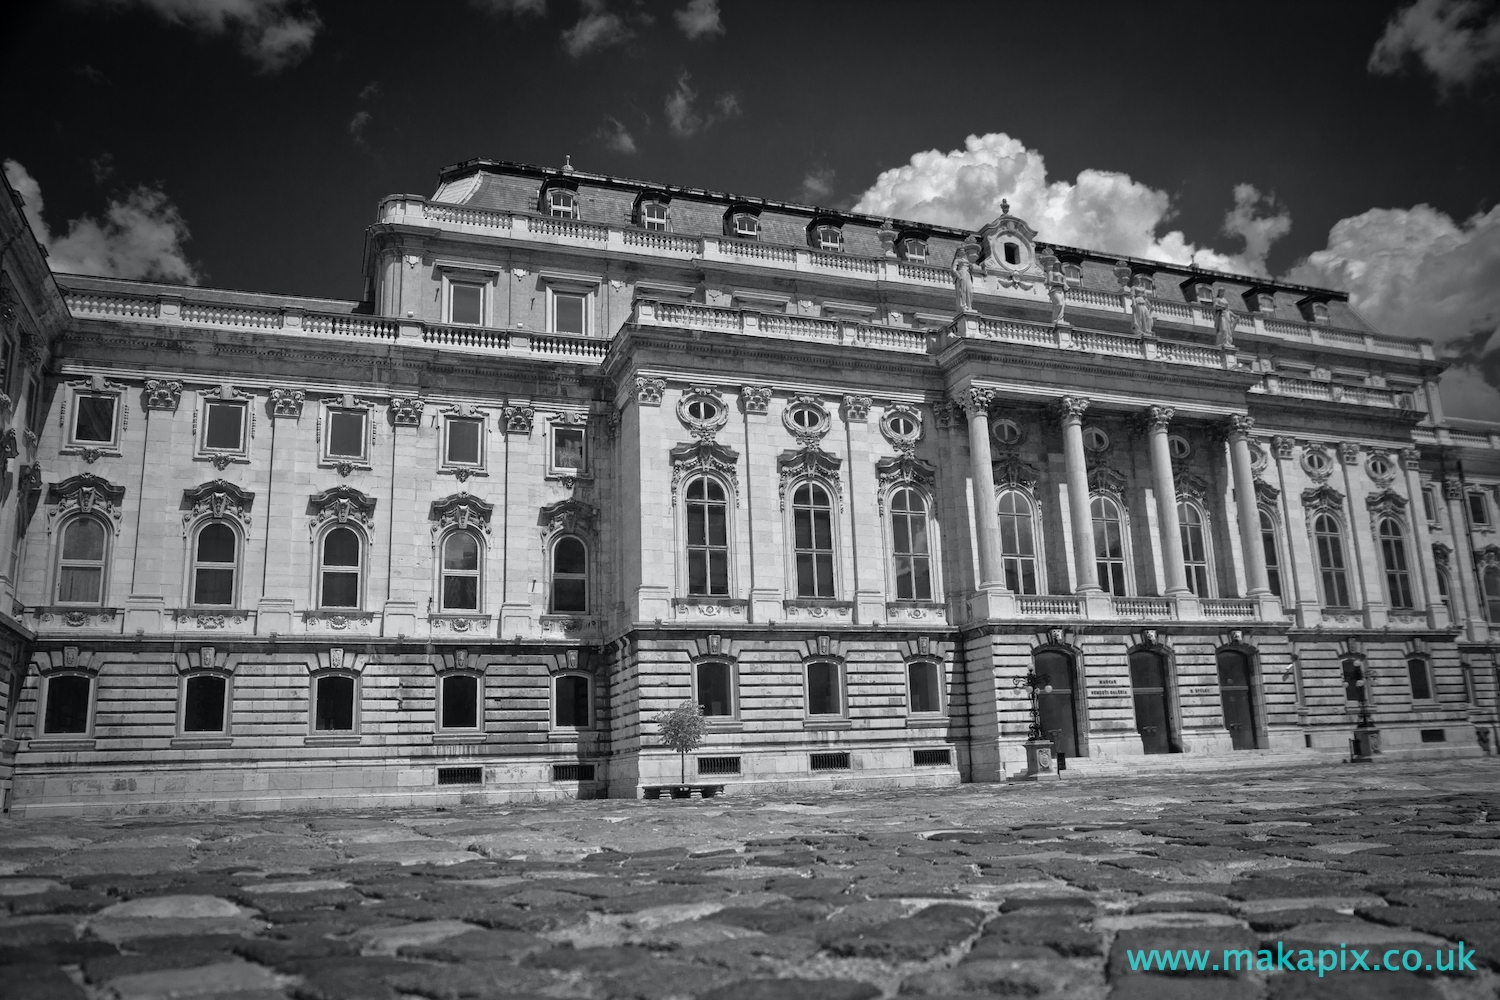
[57,518,108,605]
[1091,496,1128,596]
[997,490,1038,594]
[804,660,843,717]
[1177,502,1211,596]
[440,531,481,612]
[546,187,577,219]
[793,483,835,598]
[889,488,932,601]
[1259,509,1283,598]
[685,477,729,596]
[191,523,237,607]
[1313,514,1351,608]
[1484,566,1500,623]
[551,536,588,613]
[319,527,362,609]
[1378,519,1414,610]
[812,224,843,252]
[1436,566,1453,620]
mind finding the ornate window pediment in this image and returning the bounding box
[47,474,126,531]
[182,480,255,532]
[993,453,1040,489]
[308,486,377,531]
[670,439,740,505]
[876,455,936,512]
[1365,488,1409,520]
[1477,544,1500,571]
[1253,479,1281,505]
[539,497,596,538]
[1088,466,1128,498]
[1174,469,1209,501]
[1302,483,1345,515]
[430,494,495,534]
[778,446,842,511]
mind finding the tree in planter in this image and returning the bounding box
[654,700,708,785]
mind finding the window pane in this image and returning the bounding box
[553,428,584,469]
[1408,659,1432,701]
[796,554,816,597]
[794,509,813,549]
[816,554,835,597]
[205,403,243,450]
[1342,660,1364,702]
[442,675,479,729]
[183,675,227,733]
[44,675,91,734]
[315,675,355,731]
[323,528,361,567]
[1470,493,1490,524]
[807,663,839,715]
[553,537,585,574]
[328,411,366,458]
[63,520,105,560]
[553,577,586,612]
[194,567,235,606]
[707,504,727,547]
[443,575,478,611]
[687,504,706,547]
[74,396,115,442]
[555,294,585,334]
[708,551,728,595]
[58,567,102,604]
[909,662,941,714]
[911,558,932,601]
[322,571,359,608]
[697,662,732,716]
[688,551,707,595]
[447,419,481,464]
[197,524,236,563]
[443,533,479,570]
[451,284,483,325]
[556,676,589,727]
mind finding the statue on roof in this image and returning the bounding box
[1213,287,1237,349]
[953,248,979,314]
[1130,283,1154,337]
[1039,250,1067,326]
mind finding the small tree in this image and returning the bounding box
[654,700,708,784]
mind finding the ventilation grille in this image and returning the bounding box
[697,756,741,776]
[437,766,482,786]
[1420,728,1447,743]
[810,752,851,771]
[913,749,951,767]
[552,763,596,781]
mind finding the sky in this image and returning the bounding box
[3,0,1499,420]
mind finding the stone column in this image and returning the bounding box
[1336,442,1386,629]
[957,388,1015,619]
[1400,449,1446,629]
[1444,479,1485,640]
[1144,406,1190,597]
[1226,415,1271,597]
[1057,396,1100,594]
[1271,435,1320,626]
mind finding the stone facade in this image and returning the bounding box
[1,159,1497,814]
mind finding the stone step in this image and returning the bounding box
[1056,748,1346,778]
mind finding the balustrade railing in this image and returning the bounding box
[722,239,797,264]
[530,216,608,241]
[1072,330,1140,358]
[422,203,512,229]
[180,302,284,329]
[760,313,841,342]
[304,314,399,340]
[530,333,608,359]
[1112,597,1173,617]
[422,324,509,351]
[1065,288,1123,311]
[1202,599,1256,619]
[1017,596,1084,616]
[897,262,952,285]
[852,324,928,352]
[974,317,1057,347]
[623,230,701,254]
[1155,341,1221,366]
[811,251,879,274]
[65,291,160,319]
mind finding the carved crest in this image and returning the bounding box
[634,376,666,406]
[1174,469,1209,501]
[993,453,1040,489]
[308,485,377,531]
[669,440,740,506]
[269,388,305,418]
[1253,479,1281,505]
[389,397,425,426]
[1088,466,1128,497]
[502,405,533,434]
[778,446,843,511]
[430,493,495,534]
[1365,489,1409,520]
[182,480,255,531]
[842,395,872,422]
[1301,483,1345,515]
[740,385,772,414]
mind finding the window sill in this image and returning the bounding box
[548,729,596,741]
[803,718,852,731]
[704,720,743,733]
[428,614,491,636]
[171,736,232,749]
[906,715,948,728]
[440,466,488,480]
[433,732,486,744]
[195,452,250,466]
[304,734,362,746]
[27,737,96,750]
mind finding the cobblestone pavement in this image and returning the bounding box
[3,760,1500,1000]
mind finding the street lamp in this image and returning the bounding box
[1013,669,1053,741]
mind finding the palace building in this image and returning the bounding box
[0,158,1497,814]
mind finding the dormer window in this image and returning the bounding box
[1298,297,1331,325]
[898,236,928,263]
[1002,241,1021,266]
[811,223,843,253]
[729,212,760,240]
[638,200,669,231]
[545,188,578,219]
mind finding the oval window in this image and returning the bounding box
[888,414,916,437]
[1368,454,1391,478]
[1305,449,1330,473]
[687,398,720,421]
[1168,434,1192,460]
[993,419,1023,447]
[1083,427,1110,453]
[789,406,821,429]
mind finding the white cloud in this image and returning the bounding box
[1369,0,1500,93]
[4,159,200,285]
[471,0,546,14]
[798,166,835,204]
[664,70,741,136]
[849,132,1286,275]
[85,0,321,73]
[1287,203,1500,420]
[673,0,722,40]
[561,0,631,58]
[348,109,372,146]
[596,115,637,155]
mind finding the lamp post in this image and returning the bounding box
[1351,665,1379,763]
[1011,670,1058,780]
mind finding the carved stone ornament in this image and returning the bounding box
[931,401,958,429]
[783,396,832,446]
[1400,447,1422,471]
[778,446,843,511]
[1174,470,1209,501]
[143,380,183,411]
[1226,414,1255,437]
[677,385,729,442]
[1052,395,1090,422]
[875,454,936,512]
[1366,490,1408,529]
[308,485,377,531]
[1272,435,1296,460]
[1443,479,1464,502]
[740,385,772,414]
[430,493,495,534]
[0,430,16,503]
[1253,479,1281,505]
[1474,544,1500,571]
[993,453,1041,489]
[1302,445,1334,481]
[1337,442,1361,465]
[182,480,255,531]
[47,474,126,531]
[979,205,1040,278]
[1301,483,1346,515]
[201,384,248,401]
[634,376,666,406]
[954,387,995,417]
[842,395,872,423]
[540,497,597,538]
[1143,628,1158,646]
[1432,541,1451,567]
[878,403,924,454]
[502,404,534,435]
[670,440,740,506]
[1142,405,1175,431]
[269,388,305,418]
[1047,628,1064,647]
[1088,466,1128,498]
[389,397,425,426]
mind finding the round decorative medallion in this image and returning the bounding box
[879,404,923,452]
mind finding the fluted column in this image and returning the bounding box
[1444,478,1485,640]
[1400,449,1445,628]
[957,388,1005,591]
[1226,415,1271,597]
[1057,396,1099,593]
[1144,406,1190,596]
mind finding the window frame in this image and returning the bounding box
[997,488,1042,595]
[437,528,484,614]
[791,480,839,599]
[726,210,761,240]
[310,671,360,734]
[637,199,669,231]
[541,276,598,337]
[446,279,487,327]
[887,486,935,602]
[683,474,733,598]
[905,658,945,717]
[1341,656,1367,705]
[549,534,589,614]
[38,671,95,738]
[546,417,588,479]
[320,402,371,468]
[441,414,487,473]
[1468,490,1492,528]
[437,671,484,733]
[54,515,111,607]
[897,235,928,263]
[552,672,593,731]
[693,658,738,721]
[1177,500,1215,598]
[544,186,578,219]
[188,520,242,609]
[316,524,367,611]
[1421,485,1440,526]
[1406,656,1435,703]
[1090,494,1131,597]
[179,670,231,737]
[1312,512,1353,609]
[66,386,123,452]
[1378,517,1415,610]
[810,223,844,253]
[803,658,846,721]
[1483,565,1500,624]
[1258,507,1285,599]
[198,397,250,462]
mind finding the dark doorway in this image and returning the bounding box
[1129,649,1173,754]
[1033,650,1079,757]
[1216,649,1259,750]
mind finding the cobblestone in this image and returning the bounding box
[0,759,1497,998]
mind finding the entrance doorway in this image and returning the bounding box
[1216,649,1259,750]
[1129,649,1173,754]
[1033,650,1079,757]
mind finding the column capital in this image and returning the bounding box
[1271,435,1296,460]
[1444,478,1464,501]
[1399,446,1422,470]
[1337,441,1361,465]
[1225,413,1255,438]
[1052,395,1090,422]
[1142,405,1175,431]
[954,387,994,416]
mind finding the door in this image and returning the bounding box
[1034,651,1079,757]
[1129,649,1173,754]
[1217,649,1259,750]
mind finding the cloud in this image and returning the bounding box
[798,166,836,204]
[89,153,116,184]
[4,159,200,285]
[348,110,372,146]
[85,0,321,73]
[849,132,1287,275]
[471,0,546,13]
[1369,0,1500,93]
[561,0,632,58]
[674,0,722,39]
[358,80,380,100]
[1287,202,1500,420]
[664,70,741,136]
[595,115,637,155]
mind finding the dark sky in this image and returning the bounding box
[4,0,1498,302]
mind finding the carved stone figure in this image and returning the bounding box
[1213,287,1236,349]
[1130,284,1154,337]
[952,253,978,314]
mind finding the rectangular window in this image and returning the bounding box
[1342,659,1364,703]
[440,674,480,730]
[806,661,842,717]
[552,426,585,472]
[326,409,367,460]
[450,283,483,326]
[183,675,228,733]
[1469,491,1492,527]
[445,418,482,466]
[554,292,585,335]
[1422,486,1438,524]
[314,675,356,731]
[640,202,668,231]
[696,661,734,717]
[1408,659,1433,701]
[72,394,116,444]
[908,661,943,714]
[204,401,245,452]
[555,675,590,728]
[43,675,91,735]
